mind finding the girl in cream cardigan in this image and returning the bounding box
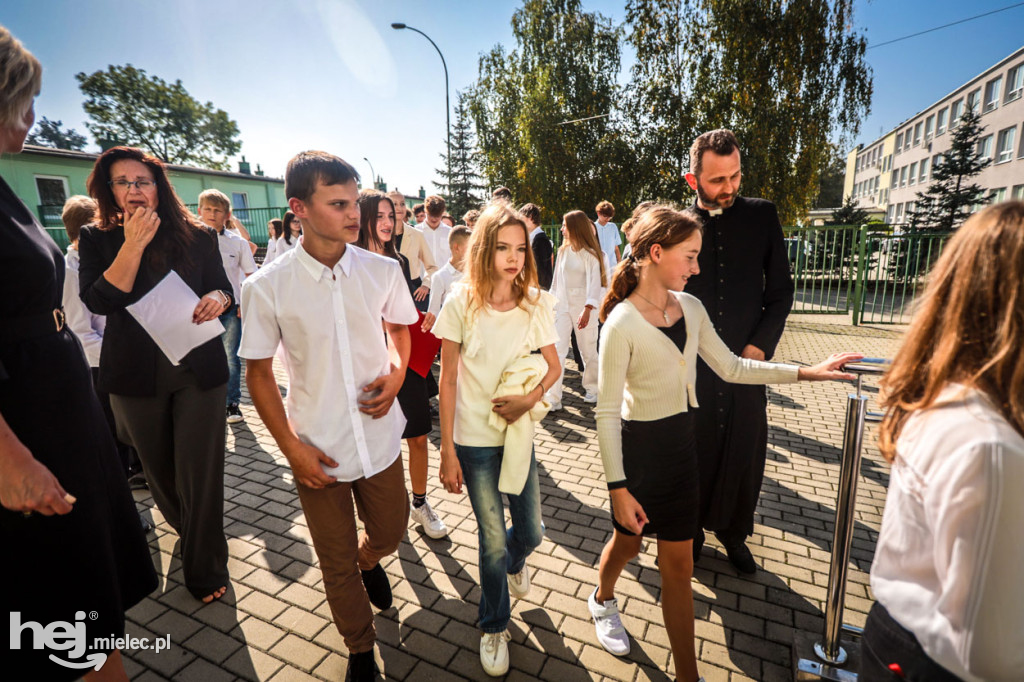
[590,206,860,682]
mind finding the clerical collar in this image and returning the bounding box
[707,207,723,217]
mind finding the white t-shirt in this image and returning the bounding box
[595,220,620,265]
[870,384,1024,681]
[214,227,257,303]
[426,261,464,318]
[239,243,419,481]
[432,285,558,447]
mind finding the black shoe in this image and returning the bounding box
[127,472,149,491]
[361,564,392,610]
[723,539,757,575]
[226,403,243,424]
[692,528,705,564]
[345,650,379,681]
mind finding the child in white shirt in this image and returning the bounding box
[422,225,471,332]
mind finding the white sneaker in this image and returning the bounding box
[583,392,598,403]
[508,567,530,599]
[479,630,511,676]
[588,587,630,656]
[410,500,448,539]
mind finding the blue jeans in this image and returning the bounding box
[456,444,545,633]
[219,304,242,406]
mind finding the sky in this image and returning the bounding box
[4,0,1024,197]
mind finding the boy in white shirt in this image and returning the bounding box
[240,151,417,682]
[198,189,257,424]
[422,225,471,332]
[420,195,452,268]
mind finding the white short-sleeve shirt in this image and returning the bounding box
[426,261,464,318]
[595,220,620,266]
[239,242,419,481]
[215,227,257,303]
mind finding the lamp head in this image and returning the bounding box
[391,22,406,29]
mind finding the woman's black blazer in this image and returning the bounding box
[79,224,232,396]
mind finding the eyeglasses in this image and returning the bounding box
[108,179,156,191]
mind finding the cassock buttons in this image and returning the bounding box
[679,359,686,367]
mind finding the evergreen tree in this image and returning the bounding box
[909,107,990,230]
[26,117,87,151]
[826,196,869,225]
[435,92,486,220]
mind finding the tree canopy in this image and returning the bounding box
[75,64,241,170]
[622,0,872,222]
[26,117,87,151]
[467,0,634,222]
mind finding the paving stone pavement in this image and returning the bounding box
[122,314,907,681]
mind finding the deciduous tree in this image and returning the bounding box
[76,64,241,170]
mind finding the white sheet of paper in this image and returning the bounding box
[126,270,224,365]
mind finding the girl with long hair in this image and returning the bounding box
[862,201,1024,681]
[547,209,607,408]
[356,190,448,541]
[263,217,283,264]
[433,203,561,676]
[591,205,859,682]
[275,209,302,258]
[78,146,234,606]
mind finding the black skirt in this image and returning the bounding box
[396,366,432,438]
[611,411,699,542]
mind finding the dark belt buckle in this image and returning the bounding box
[53,308,65,332]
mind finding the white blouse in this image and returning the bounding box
[870,384,1024,681]
[551,246,605,311]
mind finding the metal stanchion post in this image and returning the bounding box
[793,359,889,681]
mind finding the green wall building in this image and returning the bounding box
[0,145,287,248]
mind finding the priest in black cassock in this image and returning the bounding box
[683,129,794,575]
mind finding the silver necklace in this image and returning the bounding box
[634,291,671,324]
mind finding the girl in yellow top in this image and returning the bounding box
[591,206,860,682]
[433,203,561,677]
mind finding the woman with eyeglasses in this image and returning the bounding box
[0,27,157,679]
[78,146,234,606]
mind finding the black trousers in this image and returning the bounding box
[110,355,229,599]
[860,602,965,681]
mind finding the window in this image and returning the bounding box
[996,126,1016,163]
[924,115,935,140]
[891,171,899,190]
[913,122,923,146]
[977,134,993,161]
[895,132,903,151]
[919,158,929,183]
[1007,63,1024,103]
[908,162,918,185]
[1013,184,1024,199]
[983,76,1002,112]
[887,205,896,223]
[896,203,905,221]
[900,166,908,187]
[231,192,249,222]
[990,187,1007,203]
[906,201,915,217]
[950,99,964,124]
[905,128,913,150]
[34,175,69,208]
[967,88,981,113]
[874,176,880,191]
[932,154,943,175]
[936,108,947,134]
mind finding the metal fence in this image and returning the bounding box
[785,224,953,325]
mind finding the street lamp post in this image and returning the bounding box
[363,157,376,191]
[391,22,450,193]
